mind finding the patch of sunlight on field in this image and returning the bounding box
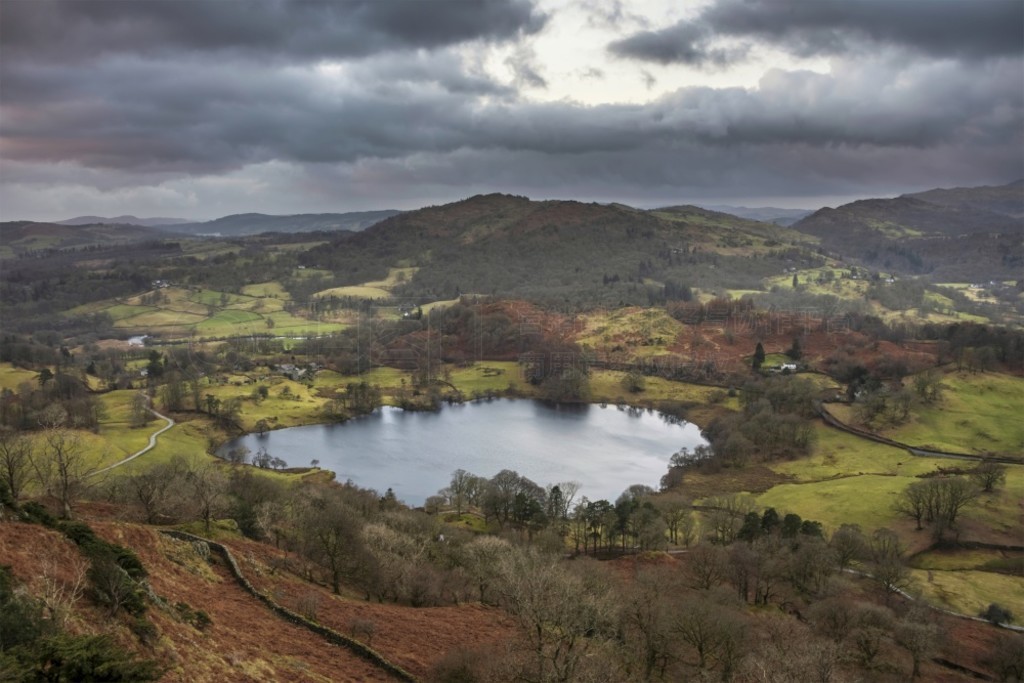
[104,304,158,320]
[195,309,264,335]
[188,289,249,307]
[0,363,39,390]
[353,367,409,388]
[448,362,526,394]
[203,379,326,431]
[241,281,291,298]
[292,268,332,278]
[315,285,392,299]
[884,372,1024,456]
[363,267,419,288]
[589,370,725,405]
[755,474,910,532]
[268,241,328,253]
[911,569,1024,625]
[579,308,685,350]
[313,267,419,300]
[116,310,206,329]
[265,311,347,334]
[873,306,988,325]
[421,298,461,313]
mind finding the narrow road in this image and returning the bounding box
[91,407,175,476]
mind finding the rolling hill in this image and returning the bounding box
[300,194,823,306]
[161,210,402,236]
[906,180,1024,218]
[791,181,1023,279]
[0,220,171,256]
[58,215,192,227]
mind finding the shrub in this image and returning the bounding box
[981,603,1014,626]
[19,502,56,527]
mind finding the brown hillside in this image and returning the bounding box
[0,520,519,682]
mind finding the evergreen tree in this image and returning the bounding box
[752,342,766,370]
[786,337,802,360]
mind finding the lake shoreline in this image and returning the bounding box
[218,398,709,506]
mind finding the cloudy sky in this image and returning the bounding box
[1,0,1022,221]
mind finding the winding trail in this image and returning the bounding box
[91,406,175,476]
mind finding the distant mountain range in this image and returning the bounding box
[19,181,1022,283]
[55,211,402,236]
[701,205,813,226]
[58,215,190,227]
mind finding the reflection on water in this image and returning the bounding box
[221,399,708,506]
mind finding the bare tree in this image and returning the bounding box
[620,566,682,681]
[686,543,728,590]
[0,428,32,501]
[986,633,1024,683]
[119,460,186,523]
[672,590,746,675]
[894,476,979,540]
[895,607,943,679]
[829,524,867,571]
[807,596,857,643]
[971,461,1007,493]
[652,493,691,545]
[129,392,152,428]
[30,410,97,519]
[497,548,615,683]
[462,535,514,604]
[868,529,913,601]
[741,615,840,683]
[893,482,930,530]
[448,468,472,515]
[851,603,894,668]
[184,458,227,533]
[39,555,88,627]
[297,492,363,594]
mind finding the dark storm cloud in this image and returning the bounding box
[0,0,546,64]
[4,48,1018,173]
[608,21,746,66]
[610,0,1024,65]
[1,0,1021,219]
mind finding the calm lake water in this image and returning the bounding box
[221,400,708,506]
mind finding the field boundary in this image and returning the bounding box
[817,404,1021,465]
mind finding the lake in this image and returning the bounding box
[221,399,708,506]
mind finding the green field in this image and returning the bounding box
[588,369,734,408]
[0,364,40,390]
[882,372,1024,456]
[447,363,528,394]
[314,285,391,299]
[755,474,912,533]
[910,569,1024,625]
[65,284,342,340]
[241,281,290,298]
[313,267,418,301]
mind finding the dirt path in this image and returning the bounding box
[92,406,175,476]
